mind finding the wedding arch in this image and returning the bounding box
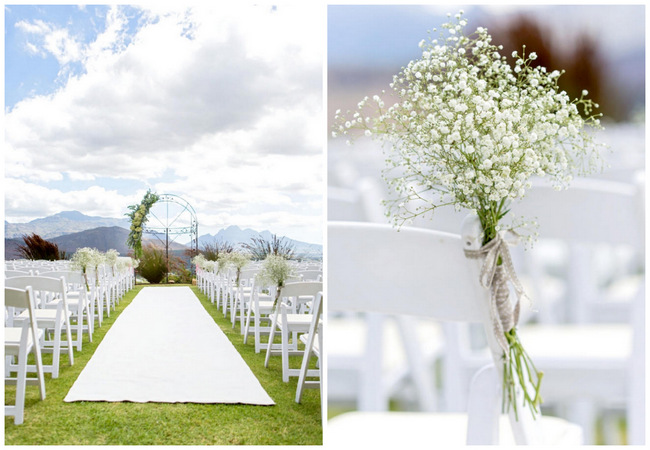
[143,194,199,278]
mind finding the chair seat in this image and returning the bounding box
[44,298,83,310]
[327,412,583,446]
[16,308,68,327]
[252,300,274,314]
[517,324,632,366]
[277,314,313,333]
[5,327,39,355]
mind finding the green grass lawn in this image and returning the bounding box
[5,284,322,445]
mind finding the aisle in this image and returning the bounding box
[65,286,274,405]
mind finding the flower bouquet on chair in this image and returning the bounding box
[333,10,605,418]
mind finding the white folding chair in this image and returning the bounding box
[327,221,583,445]
[5,276,75,379]
[295,291,323,404]
[231,268,259,334]
[5,286,46,425]
[243,278,274,353]
[264,281,323,382]
[442,177,645,444]
[38,270,93,351]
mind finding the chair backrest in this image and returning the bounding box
[37,270,86,286]
[238,268,259,284]
[328,220,540,444]
[510,177,643,246]
[328,221,484,322]
[279,281,323,299]
[5,269,33,278]
[5,276,68,303]
[5,287,41,356]
[297,270,322,281]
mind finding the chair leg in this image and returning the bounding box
[13,348,28,425]
[254,310,262,353]
[239,299,247,335]
[281,326,290,383]
[86,302,93,342]
[52,321,62,378]
[64,318,74,367]
[76,310,83,352]
[296,330,316,403]
[264,317,277,368]
[33,340,46,401]
[231,296,238,329]
[244,305,253,345]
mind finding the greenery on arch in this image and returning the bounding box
[125,189,159,259]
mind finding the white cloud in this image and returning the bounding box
[4,178,144,221]
[6,4,324,243]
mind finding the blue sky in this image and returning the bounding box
[4,4,324,244]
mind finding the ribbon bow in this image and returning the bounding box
[464,231,528,358]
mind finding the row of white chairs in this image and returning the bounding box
[196,262,323,406]
[4,261,135,425]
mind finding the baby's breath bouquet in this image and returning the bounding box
[256,254,296,307]
[226,252,251,286]
[192,254,207,271]
[71,247,104,289]
[334,11,604,418]
[105,249,119,275]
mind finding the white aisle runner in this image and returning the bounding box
[65,286,274,405]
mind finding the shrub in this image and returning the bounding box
[138,245,167,284]
[201,240,234,261]
[17,233,67,260]
[243,234,295,261]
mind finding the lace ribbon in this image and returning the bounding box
[464,232,527,358]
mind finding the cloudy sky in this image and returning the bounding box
[5,4,324,244]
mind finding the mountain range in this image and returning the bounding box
[5,210,130,239]
[5,211,322,260]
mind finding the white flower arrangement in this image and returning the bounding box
[333,11,606,419]
[192,254,207,270]
[105,249,119,266]
[70,247,104,289]
[225,251,251,286]
[256,254,296,307]
[203,260,217,272]
[105,249,119,275]
[216,253,230,274]
[335,11,604,242]
[70,247,104,273]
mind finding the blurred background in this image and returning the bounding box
[327,4,645,445]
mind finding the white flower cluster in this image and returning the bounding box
[193,254,220,273]
[70,247,105,273]
[256,254,295,288]
[192,254,207,269]
[105,249,119,267]
[225,251,251,270]
[334,11,604,228]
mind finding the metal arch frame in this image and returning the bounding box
[142,193,199,279]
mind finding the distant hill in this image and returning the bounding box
[5,211,322,260]
[199,225,322,259]
[5,210,130,239]
[5,226,187,260]
[51,226,132,255]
